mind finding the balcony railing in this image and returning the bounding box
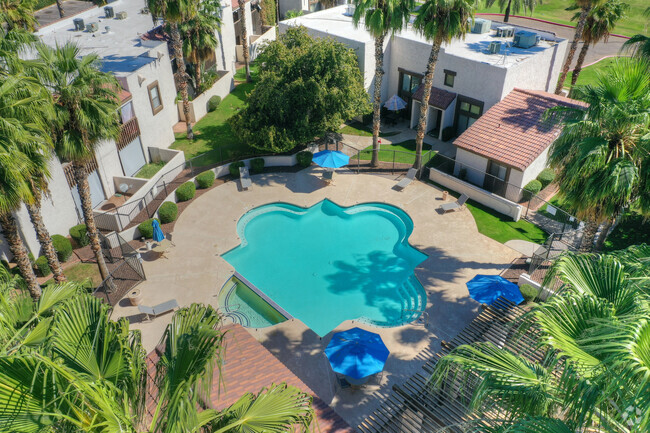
[117,117,140,150]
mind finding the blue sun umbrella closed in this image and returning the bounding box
[312,150,350,169]
[152,219,165,242]
[466,274,524,306]
[325,328,390,380]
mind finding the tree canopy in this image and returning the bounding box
[230,26,370,153]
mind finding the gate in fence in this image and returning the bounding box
[95,231,146,306]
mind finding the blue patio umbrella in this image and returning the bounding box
[325,327,390,380]
[466,274,524,306]
[152,219,165,242]
[384,94,407,112]
[312,150,350,169]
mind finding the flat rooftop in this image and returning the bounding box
[36,0,163,76]
[284,6,564,68]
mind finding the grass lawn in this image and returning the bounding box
[134,161,166,179]
[359,140,436,164]
[566,57,620,88]
[43,263,103,290]
[340,121,402,138]
[467,201,549,245]
[171,82,261,167]
[603,212,650,252]
[477,0,648,37]
[234,63,260,82]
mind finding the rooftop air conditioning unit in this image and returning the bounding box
[73,18,85,31]
[115,11,128,20]
[488,41,501,54]
[513,30,540,48]
[472,18,491,34]
[496,26,514,38]
[85,22,98,33]
[104,6,114,18]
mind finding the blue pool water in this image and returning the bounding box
[222,200,428,336]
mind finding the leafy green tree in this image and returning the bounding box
[570,0,628,87]
[547,59,650,251]
[352,0,414,166]
[429,246,650,431]
[621,7,650,62]
[238,0,252,83]
[230,26,369,153]
[179,0,221,91]
[412,0,474,172]
[35,42,121,281]
[484,0,541,23]
[555,0,605,93]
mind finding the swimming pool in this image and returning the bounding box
[222,199,428,336]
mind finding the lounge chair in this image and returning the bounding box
[395,168,417,190]
[440,193,469,213]
[138,299,179,321]
[239,166,252,190]
[322,170,335,184]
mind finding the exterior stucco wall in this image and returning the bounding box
[279,0,306,18]
[509,146,551,190]
[500,39,567,97]
[250,26,277,60]
[94,139,124,198]
[453,147,488,187]
[217,3,238,74]
[177,71,234,123]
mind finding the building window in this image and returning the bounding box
[444,70,456,87]
[397,69,423,116]
[484,160,510,197]
[120,101,134,124]
[147,81,163,115]
[455,95,483,135]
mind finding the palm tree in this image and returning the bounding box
[180,0,221,90]
[569,0,628,87]
[428,247,650,431]
[621,7,650,62]
[484,0,541,23]
[554,0,605,94]
[352,0,414,166]
[35,43,121,281]
[55,0,64,18]
[0,0,38,31]
[547,59,650,252]
[238,0,252,83]
[148,0,198,139]
[412,0,474,173]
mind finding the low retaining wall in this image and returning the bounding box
[177,71,234,123]
[517,273,555,301]
[429,168,522,221]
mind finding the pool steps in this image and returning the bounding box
[232,272,293,320]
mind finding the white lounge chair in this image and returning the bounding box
[239,166,252,190]
[139,299,179,321]
[440,193,469,213]
[395,168,418,190]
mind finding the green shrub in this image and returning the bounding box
[51,235,72,262]
[250,158,265,174]
[537,168,555,190]
[27,252,35,265]
[196,170,215,189]
[138,218,160,239]
[207,95,221,112]
[158,202,178,224]
[229,161,245,178]
[522,180,542,201]
[175,181,196,202]
[519,284,540,303]
[69,224,89,247]
[296,151,312,168]
[35,256,51,277]
[442,126,456,142]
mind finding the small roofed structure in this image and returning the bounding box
[409,85,457,141]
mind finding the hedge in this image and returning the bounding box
[519,284,540,303]
[69,224,89,247]
[35,256,51,277]
[229,161,245,178]
[207,95,221,112]
[250,158,265,174]
[175,181,196,202]
[537,168,555,190]
[138,218,160,239]
[296,151,312,168]
[51,235,73,262]
[158,202,178,224]
[522,179,542,201]
[196,170,215,189]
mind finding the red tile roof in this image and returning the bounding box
[117,88,132,103]
[411,85,457,110]
[453,88,588,171]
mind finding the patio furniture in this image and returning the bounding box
[466,274,524,306]
[395,168,418,190]
[152,238,174,259]
[139,299,179,321]
[312,150,349,169]
[440,193,469,212]
[322,170,335,184]
[239,166,252,190]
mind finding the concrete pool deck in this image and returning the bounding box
[112,167,519,428]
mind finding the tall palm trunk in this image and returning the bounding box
[73,163,109,281]
[0,213,41,300]
[25,197,66,283]
[55,0,65,18]
[594,219,613,251]
[195,61,202,90]
[555,6,592,94]
[171,23,194,140]
[504,0,512,22]
[413,41,441,173]
[579,220,599,252]
[371,34,386,168]
[239,0,252,83]
[570,41,590,87]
